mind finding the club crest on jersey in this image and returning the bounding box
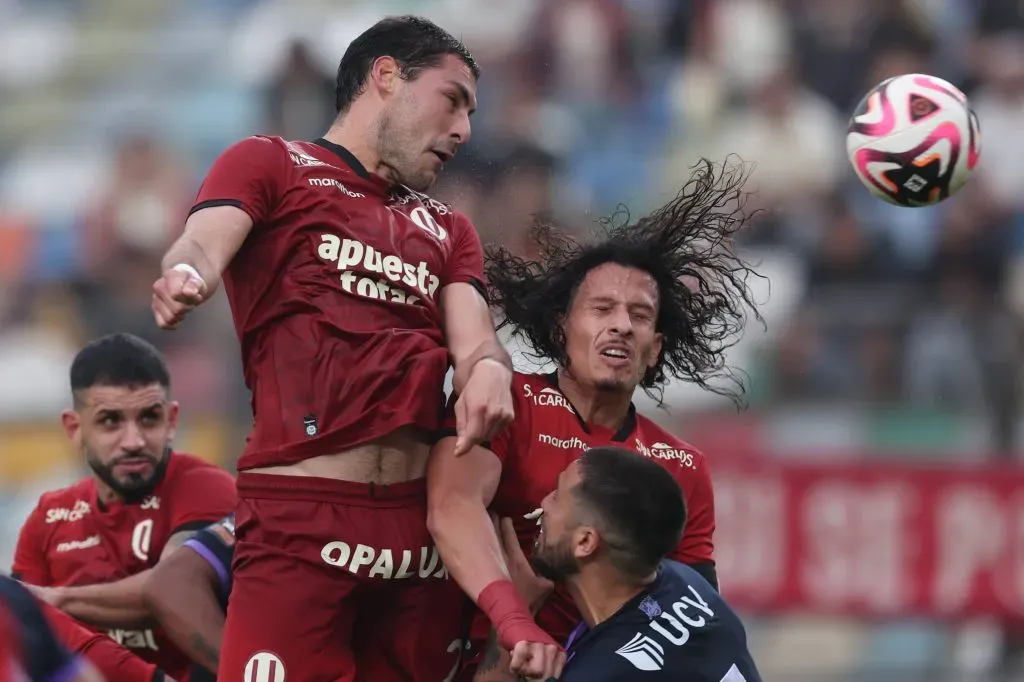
[522,384,575,414]
[407,206,447,241]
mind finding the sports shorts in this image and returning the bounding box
[218,473,472,682]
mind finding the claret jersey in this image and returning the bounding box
[445,371,717,645]
[192,136,485,470]
[11,452,236,680]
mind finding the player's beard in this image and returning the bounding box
[376,98,436,192]
[86,445,170,503]
[530,532,579,582]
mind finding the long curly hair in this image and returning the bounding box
[484,157,764,406]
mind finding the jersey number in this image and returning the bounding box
[131,519,154,562]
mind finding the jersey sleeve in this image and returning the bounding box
[190,136,286,225]
[45,604,162,682]
[669,455,716,566]
[440,211,485,293]
[167,464,237,536]
[437,382,524,464]
[11,500,51,586]
[182,515,235,596]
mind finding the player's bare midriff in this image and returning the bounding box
[247,425,431,484]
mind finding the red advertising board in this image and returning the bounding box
[712,459,1024,620]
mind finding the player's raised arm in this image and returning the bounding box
[153,136,284,330]
[428,402,561,677]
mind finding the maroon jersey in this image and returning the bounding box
[445,371,716,645]
[191,136,485,470]
[11,452,236,681]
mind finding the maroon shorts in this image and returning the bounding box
[218,473,472,682]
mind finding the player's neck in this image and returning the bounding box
[567,566,652,628]
[322,116,394,185]
[556,369,632,432]
[93,479,121,507]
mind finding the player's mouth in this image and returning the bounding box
[114,457,155,474]
[430,149,453,165]
[598,344,632,366]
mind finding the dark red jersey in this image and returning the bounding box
[42,602,160,682]
[445,371,716,645]
[11,452,236,680]
[191,136,485,470]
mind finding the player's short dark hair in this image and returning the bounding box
[70,333,170,398]
[334,15,479,113]
[485,157,763,406]
[573,446,687,581]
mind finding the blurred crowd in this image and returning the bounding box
[1,0,1023,453]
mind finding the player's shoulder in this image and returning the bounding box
[633,414,708,469]
[220,134,290,158]
[33,478,92,510]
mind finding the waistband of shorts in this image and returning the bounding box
[236,472,426,505]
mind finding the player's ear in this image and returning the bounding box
[166,400,180,440]
[371,56,401,96]
[61,409,81,444]
[573,525,600,561]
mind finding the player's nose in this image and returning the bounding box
[450,112,472,145]
[120,422,147,450]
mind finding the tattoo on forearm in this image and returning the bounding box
[479,630,502,673]
[189,632,220,668]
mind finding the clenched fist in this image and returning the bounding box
[152,265,207,330]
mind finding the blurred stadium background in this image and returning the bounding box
[1,0,1023,679]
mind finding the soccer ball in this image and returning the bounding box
[846,73,980,206]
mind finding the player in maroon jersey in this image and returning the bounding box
[428,158,762,678]
[11,333,236,682]
[150,15,525,682]
[1,574,134,682]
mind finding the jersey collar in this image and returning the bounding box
[311,138,397,195]
[545,371,637,442]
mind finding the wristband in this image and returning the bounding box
[478,579,559,651]
[171,263,206,287]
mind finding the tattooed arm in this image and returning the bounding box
[142,521,233,674]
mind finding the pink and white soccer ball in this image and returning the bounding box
[846,73,981,206]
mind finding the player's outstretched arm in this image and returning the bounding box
[142,543,224,674]
[154,135,284,330]
[153,206,252,330]
[41,529,194,627]
[427,438,557,658]
[427,437,507,602]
